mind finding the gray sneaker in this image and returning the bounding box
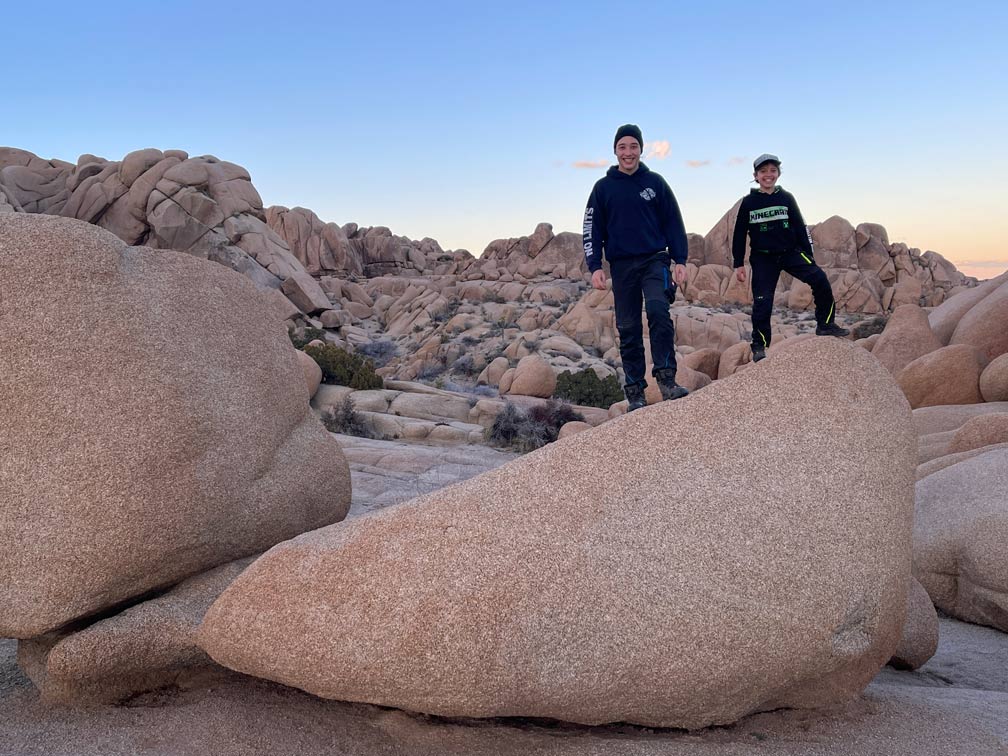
[655,369,689,401]
[624,381,647,412]
[752,346,766,362]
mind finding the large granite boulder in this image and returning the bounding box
[913,447,1008,631]
[887,577,939,671]
[504,354,557,398]
[199,338,915,730]
[897,344,984,409]
[980,353,1008,402]
[0,214,351,638]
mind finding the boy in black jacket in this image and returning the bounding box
[583,124,690,411]
[732,154,848,362]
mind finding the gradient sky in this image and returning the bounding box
[4,1,1006,279]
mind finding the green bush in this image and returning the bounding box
[304,344,384,389]
[485,399,584,453]
[554,369,623,409]
[288,326,327,350]
[321,397,377,438]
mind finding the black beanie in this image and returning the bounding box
[613,124,643,152]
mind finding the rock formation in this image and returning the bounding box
[0,214,351,638]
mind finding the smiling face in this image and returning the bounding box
[754,162,780,192]
[615,136,642,174]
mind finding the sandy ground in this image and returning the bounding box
[2,618,1006,756]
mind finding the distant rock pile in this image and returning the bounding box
[1,146,981,391]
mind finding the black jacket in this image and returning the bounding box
[731,187,814,268]
[583,163,687,272]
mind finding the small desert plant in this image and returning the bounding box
[485,399,584,453]
[321,397,378,438]
[417,361,448,382]
[440,379,496,400]
[304,344,384,389]
[288,326,327,350]
[528,398,584,429]
[554,369,624,409]
[356,339,398,367]
[451,354,479,377]
[850,315,887,339]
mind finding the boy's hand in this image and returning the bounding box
[673,264,687,285]
[591,269,607,290]
[735,266,747,283]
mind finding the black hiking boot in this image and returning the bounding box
[751,346,766,363]
[624,381,647,412]
[655,368,689,401]
[816,322,850,337]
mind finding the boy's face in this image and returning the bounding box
[754,163,780,191]
[615,137,641,174]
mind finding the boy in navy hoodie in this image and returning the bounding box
[732,154,848,362]
[582,124,689,412]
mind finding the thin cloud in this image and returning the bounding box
[958,259,1008,268]
[646,140,670,160]
[573,160,609,169]
[686,159,711,168]
[727,156,745,165]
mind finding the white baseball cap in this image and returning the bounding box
[753,153,781,170]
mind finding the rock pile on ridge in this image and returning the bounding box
[198,338,916,729]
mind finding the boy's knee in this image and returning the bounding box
[616,314,643,339]
[644,297,669,322]
[811,269,832,293]
[752,291,773,313]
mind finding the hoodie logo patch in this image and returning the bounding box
[640,188,656,201]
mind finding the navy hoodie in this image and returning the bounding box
[731,186,814,268]
[582,163,687,272]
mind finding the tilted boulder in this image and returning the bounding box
[17,557,253,704]
[913,447,1008,632]
[0,214,351,638]
[946,413,1008,455]
[929,271,1008,344]
[950,276,1008,364]
[912,401,1008,436]
[198,338,914,730]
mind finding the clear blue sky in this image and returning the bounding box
[4,1,1006,278]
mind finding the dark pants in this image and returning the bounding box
[610,252,677,387]
[750,249,836,349]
